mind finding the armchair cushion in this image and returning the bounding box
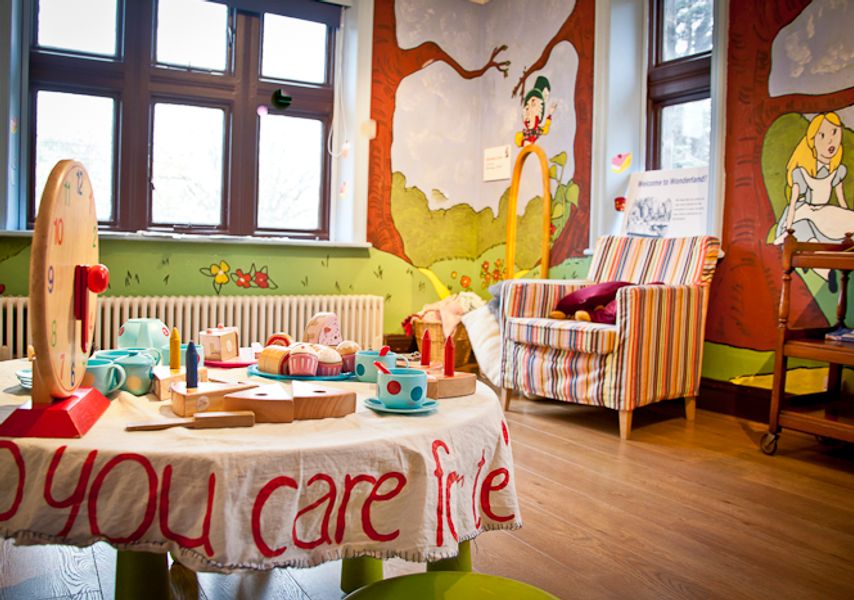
[506,317,618,354]
[555,281,633,324]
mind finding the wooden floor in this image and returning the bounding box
[2,396,854,600]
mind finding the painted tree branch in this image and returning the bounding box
[409,43,510,80]
[511,16,576,99]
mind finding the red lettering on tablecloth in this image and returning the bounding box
[445,471,464,543]
[471,451,486,529]
[293,473,336,550]
[88,453,157,543]
[335,473,374,544]
[480,468,514,523]
[362,472,406,542]
[252,475,297,557]
[160,465,216,557]
[0,440,25,522]
[501,420,509,445]
[431,440,449,546]
[43,445,98,537]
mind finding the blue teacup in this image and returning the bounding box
[115,351,158,396]
[355,350,407,383]
[377,368,428,409]
[160,343,204,367]
[83,358,127,396]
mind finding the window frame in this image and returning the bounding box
[26,0,339,240]
[646,0,712,170]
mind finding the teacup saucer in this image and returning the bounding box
[364,397,438,415]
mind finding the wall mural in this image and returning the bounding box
[708,0,854,359]
[367,0,594,298]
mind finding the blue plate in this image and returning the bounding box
[363,397,438,415]
[247,363,356,382]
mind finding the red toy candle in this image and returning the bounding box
[444,333,455,377]
[421,329,431,365]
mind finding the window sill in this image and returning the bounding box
[0,228,373,250]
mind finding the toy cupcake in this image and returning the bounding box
[288,343,319,376]
[316,346,343,377]
[336,340,361,373]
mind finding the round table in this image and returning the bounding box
[0,359,520,597]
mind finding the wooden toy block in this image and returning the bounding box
[126,410,255,432]
[199,326,240,361]
[223,383,295,423]
[291,381,356,420]
[303,312,343,346]
[170,380,258,417]
[152,365,209,401]
[426,370,477,399]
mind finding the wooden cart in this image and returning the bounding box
[762,230,854,454]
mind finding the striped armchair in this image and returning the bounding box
[499,235,720,439]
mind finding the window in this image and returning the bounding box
[29,0,340,239]
[647,0,713,170]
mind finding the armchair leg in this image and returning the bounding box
[501,388,512,411]
[684,396,696,422]
[618,410,632,440]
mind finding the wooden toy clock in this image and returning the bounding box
[0,160,111,438]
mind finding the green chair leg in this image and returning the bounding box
[115,550,170,600]
[343,571,559,600]
[340,556,384,593]
[427,540,471,572]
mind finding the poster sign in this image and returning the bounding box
[622,167,709,237]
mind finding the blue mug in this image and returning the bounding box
[94,347,162,364]
[83,358,127,396]
[160,343,204,367]
[377,368,428,409]
[354,350,408,383]
[115,351,158,396]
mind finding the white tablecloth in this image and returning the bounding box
[0,359,521,572]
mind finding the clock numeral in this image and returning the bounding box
[51,320,57,347]
[92,225,97,248]
[59,353,65,377]
[76,170,84,195]
[63,182,71,206]
[48,266,54,293]
[53,218,64,245]
[70,362,76,387]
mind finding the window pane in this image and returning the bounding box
[37,0,117,56]
[662,0,713,62]
[156,0,228,72]
[35,91,115,220]
[257,114,322,230]
[262,14,327,83]
[151,104,224,226]
[660,98,711,169]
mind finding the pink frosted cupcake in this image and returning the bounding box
[336,340,361,373]
[316,346,343,377]
[288,343,319,376]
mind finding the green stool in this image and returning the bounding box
[343,571,559,599]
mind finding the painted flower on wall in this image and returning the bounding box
[199,261,278,294]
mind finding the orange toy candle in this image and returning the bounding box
[169,327,181,371]
[444,333,455,377]
[421,329,431,365]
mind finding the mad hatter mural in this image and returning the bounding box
[367,0,594,296]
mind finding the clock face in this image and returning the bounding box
[29,161,99,399]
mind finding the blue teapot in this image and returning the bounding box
[117,318,171,358]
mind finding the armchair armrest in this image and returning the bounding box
[500,279,592,320]
[615,283,709,347]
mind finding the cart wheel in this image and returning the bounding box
[760,432,778,455]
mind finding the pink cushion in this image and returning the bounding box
[555,281,633,320]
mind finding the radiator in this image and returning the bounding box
[0,295,384,360]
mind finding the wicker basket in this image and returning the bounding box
[412,316,472,368]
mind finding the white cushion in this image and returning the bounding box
[461,304,502,386]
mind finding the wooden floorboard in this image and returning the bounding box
[2,397,854,599]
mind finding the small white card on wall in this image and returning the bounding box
[483,145,511,182]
